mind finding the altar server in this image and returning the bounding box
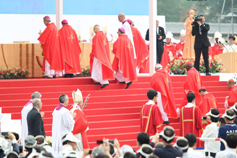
[52,94,75,155]
[90,25,114,89]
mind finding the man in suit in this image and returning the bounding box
[145,20,166,63]
[27,99,45,137]
[192,15,211,75]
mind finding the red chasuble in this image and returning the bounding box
[38,23,64,71]
[58,25,81,73]
[112,34,137,81]
[180,68,202,108]
[211,43,219,52]
[90,31,114,80]
[228,85,237,107]
[71,108,89,149]
[160,44,175,68]
[130,25,149,67]
[212,48,224,58]
[179,106,203,137]
[140,103,163,136]
[151,69,178,118]
[174,42,185,58]
[199,92,218,116]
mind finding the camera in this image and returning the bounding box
[193,15,202,22]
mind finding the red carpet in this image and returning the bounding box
[0,75,229,149]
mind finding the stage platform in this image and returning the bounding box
[0,75,229,149]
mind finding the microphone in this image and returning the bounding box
[225,40,235,52]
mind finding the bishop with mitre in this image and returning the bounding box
[58,19,81,77]
[112,28,137,89]
[90,24,114,89]
[151,64,178,124]
[38,16,64,78]
[70,89,89,152]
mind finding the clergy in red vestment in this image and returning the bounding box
[151,64,178,124]
[160,31,175,69]
[139,44,149,73]
[38,16,64,78]
[70,89,89,151]
[212,38,225,58]
[90,25,114,89]
[211,31,222,52]
[174,29,186,58]
[199,87,218,116]
[179,62,202,111]
[140,90,163,136]
[128,19,149,68]
[179,93,202,137]
[224,79,237,108]
[112,28,137,89]
[58,19,81,77]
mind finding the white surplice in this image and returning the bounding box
[45,60,64,77]
[223,44,237,53]
[52,106,75,155]
[122,21,136,59]
[91,57,109,84]
[21,100,33,147]
[157,92,168,121]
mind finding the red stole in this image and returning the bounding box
[228,85,237,107]
[90,31,114,80]
[180,68,202,108]
[38,23,64,71]
[179,106,203,137]
[130,25,149,67]
[140,103,163,136]
[112,34,137,81]
[58,25,81,73]
[160,43,175,68]
[199,92,218,116]
[151,69,178,118]
[174,42,185,58]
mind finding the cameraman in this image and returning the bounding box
[192,15,211,76]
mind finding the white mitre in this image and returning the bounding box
[71,89,83,112]
[180,29,186,36]
[166,31,173,39]
[214,31,222,39]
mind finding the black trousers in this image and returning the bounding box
[194,44,210,73]
[157,48,164,64]
[205,152,216,157]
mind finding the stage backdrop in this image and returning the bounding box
[0,0,166,43]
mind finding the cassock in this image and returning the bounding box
[151,69,178,120]
[160,43,175,69]
[130,25,149,67]
[225,85,237,108]
[174,42,185,58]
[180,68,202,109]
[199,92,218,116]
[52,104,75,155]
[58,25,81,74]
[122,21,136,59]
[38,23,64,76]
[112,34,137,82]
[21,100,33,147]
[140,100,163,136]
[179,103,202,137]
[212,48,224,58]
[90,31,114,84]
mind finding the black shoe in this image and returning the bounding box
[64,74,69,78]
[95,82,101,85]
[42,76,53,78]
[53,75,56,78]
[100,84,109,89]
[125,81,132,89]
[119,82,126,84]
[206,73,211,76]
[163,121,170,125]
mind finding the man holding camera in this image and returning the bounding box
[192,15,211,76]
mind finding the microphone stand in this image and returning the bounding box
[225,40,235,52]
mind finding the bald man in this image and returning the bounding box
[90,25,114,89]
[224,79,237,108]
[118,13,136,60]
